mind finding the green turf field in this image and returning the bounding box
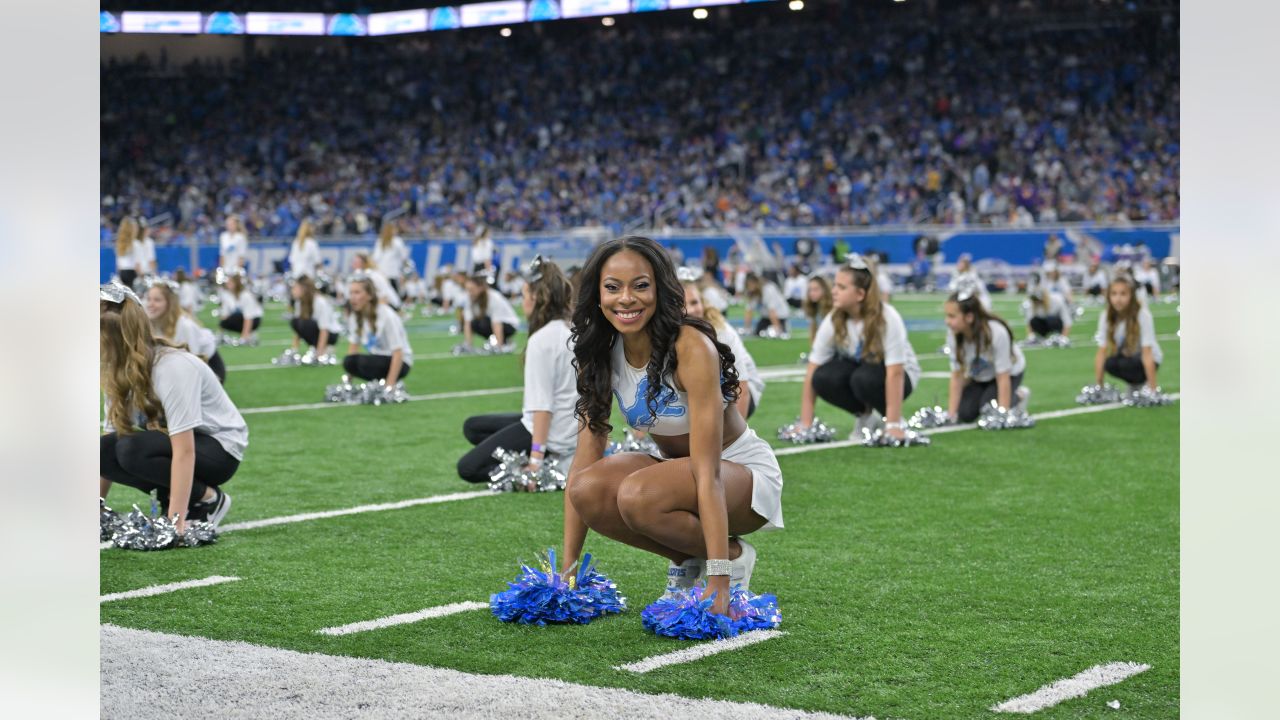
[100,293,1180,719]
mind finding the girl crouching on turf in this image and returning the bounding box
[457,258,579,483]
[460,273,521,352]
[100,284,244,529]
[144,280,226,384]
[1022,285,1073,342]
[564,236,783,614]
[742,272,790,337]
[943,288,1029,422]
[680,271,764,419]
[217,272,262,345]
[1094,276,1163,391]
[289,276,342,361]
[801,274,833,348]
[797,255,922,440]
[343,276,414,384]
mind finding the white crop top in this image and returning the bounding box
[609,338,728,437]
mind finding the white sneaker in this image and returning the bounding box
[1015,386,1031,411]
[850,411,882,441]
[662,557,703,599]
[730,538,757,591]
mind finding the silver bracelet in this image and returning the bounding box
[705,558,732,576]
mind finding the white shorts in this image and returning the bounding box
[647,427,784,531]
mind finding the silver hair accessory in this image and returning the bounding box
[142,276,182,294]
[908,406,953,430]
[976,400,1036,430]
[777,417,837,444]
[845,253,870,271]
[486,448,568,493]
[1076,384,1121,405]
[1122,386,1174,407]
[100,282,142,307]
[953,276,982,303]
[676,266,702,283]
[525,254,549,283]
[861,425,932,447]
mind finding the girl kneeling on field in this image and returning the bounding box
[943,287,1030,422]
[343,276,414,384]
[1094,276,1163,392]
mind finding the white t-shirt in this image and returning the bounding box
[1046,276,1072,300]
[310,294,344,335]
[178,281,202,313]
[172,315,217,358]
[138,238,157,273]
[1085,268,1109,291]
[782,276,806,301]
[372,237,408,277]
[103,348,248,460]
[219,289,263,320]
[717,324,764,407]
[808,304,922,388]
[947,319,1026,382]
[754,282,790,317]
[521,319,579,461]
[115,241,138,271]
[1096,306,1162,365]
[702,284,729,312]
[289,238,321,277]
[1022,293,1072,328]
[464,288,520,327]
[363,269,401,308]
[348,303,414,366]
[877,269,894,298]
[219,231,248,269]
[441,278,467,308]
[471,238,494,269]
[1133,266,1161,293]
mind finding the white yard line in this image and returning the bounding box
[614,630,786,674]
[773,393,1180,456]
[240,386,522,415]
[228,351,465,371]
[100,575,240,604]
[102,625,862,720]
[990,661,1152,713]
[317,601,489,636]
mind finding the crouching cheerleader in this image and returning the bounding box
[457,258,579,483]
[459,273,521,352]
[563,236,784,617]
[343,275,414,385]
[797,255,921,440]
[100,284,245,530]
[680,268,764,419]
[1022,285,1073,343]
[144,279,226,384]
[216,271,262,346]
[943,286,1029,422]
[289,275,342,362]
[1094,275,1163,391]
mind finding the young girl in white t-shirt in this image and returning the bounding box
[742,272,790,337]
[144,280,225,384]
[681,273,764,419]
[1094,276,1163,391]
[217,273,263,345]
[289,276,343,360]
[460,274,521,350]
[1022,286,1073,341]
[218,216,249,272]
[457,259,579,483]
[797,256,922,441]
[288,219,322,278]
[801,275,833,348]
[114,216,142,290]
[100,284,245,530]
[373,219,409,295]
[943,288,1029,422]
[343,276,414,384]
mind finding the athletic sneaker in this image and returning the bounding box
[188,487,232,528]
[730,537,757,591]
[662,557,704,599]
[849,411,882,441]
[1015,386,1031,412]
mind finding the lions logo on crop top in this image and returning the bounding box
[615,376,686,429]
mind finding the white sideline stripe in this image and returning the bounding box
[100,575,240,604]
[614,630,786,674]
[239,386,522,414]
[773,393,1180,456]
[317,601,489,636]
[228,351,465,371]
[102,625,863,720]
[990,661,1152,713]
[100,491,494,550]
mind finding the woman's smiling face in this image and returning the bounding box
[599,249,656,336]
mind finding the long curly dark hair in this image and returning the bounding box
[572,236,739,436]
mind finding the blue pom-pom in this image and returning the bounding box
[490,549,627,625]
[641,584,781,640]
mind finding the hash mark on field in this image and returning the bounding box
[317,601,489,636]
[991,661,1152,713]
[100,575,240,604]
[614,630,785,673]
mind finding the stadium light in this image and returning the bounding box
[601,17,615,26]
[788,0,803,9]
[499,26,511,36]
[692,8,708,20]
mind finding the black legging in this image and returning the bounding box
[1105,355,1158,385]
[207,351,226,385]
[811,357,915,417]
[957,372,1025,422]
[343,354,411,381]
[457,413,533,483]
[218,312,262,333]
[289,317,340,349]
[118,269,138,289]
[470,317,518,342]
[1028,315,1064,336]
[101,431,239,512]
[754,316,789,336]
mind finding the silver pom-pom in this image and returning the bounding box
[777,417,838,444]
[100,498,128,542]
[299,349,338,366]
[364,379,410,405]
[758,326,790,340]
[108,504,218,550]
[607,428,660,455]
[325,374,360,403]
[272,348,303,366]
[860,426,932,447]
[451,343,475,356]
[1076,383,1121,405]
[938,344,952,356]
[486,448,568,493]
[479,336,517,355]
[977,401,1036,430]
[1122,386,1174,407]
[448,323,460,336]
[1018,336,1043,348]
[797,351,808,364]
[908,406,953,430]
[1043,334,1072,348]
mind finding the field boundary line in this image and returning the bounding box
[614,630,786,673]
[100,575,240,604]
[317,601,489,636]
[990,661,1152,713]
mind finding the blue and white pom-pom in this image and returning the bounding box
[491,549,627,625]
[641,585,781,640]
